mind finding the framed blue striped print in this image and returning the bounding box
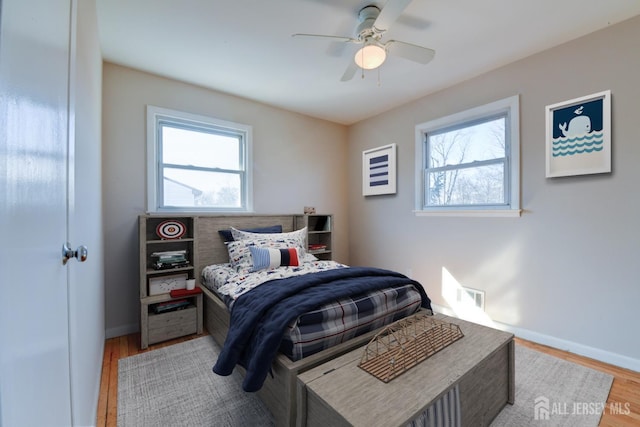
[545,90,611,178]
[362,143,397,196]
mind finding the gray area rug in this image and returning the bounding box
[117,336,274,426]
[118,336,613,427]
[491,344,613,427]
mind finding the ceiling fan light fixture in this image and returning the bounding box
[354,43,386,70]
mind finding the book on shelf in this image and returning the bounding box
[308,244,327,251]
[152,260,189,270]
[151,249,187,257]
[170,287,202,298]
[151,249,189,270]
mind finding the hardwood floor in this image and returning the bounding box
[96,332,640,426]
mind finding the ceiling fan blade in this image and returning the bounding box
[386,40,435,64]
[373,0,413,32]
[292,33,358,43]
[340,60,358,82]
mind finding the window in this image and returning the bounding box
[414,95,520,217]
[146,106,252,212]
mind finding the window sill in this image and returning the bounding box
[413,209,522,218]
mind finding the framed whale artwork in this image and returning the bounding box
[545,90,611,178]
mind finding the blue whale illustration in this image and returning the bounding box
[559,115,591,138]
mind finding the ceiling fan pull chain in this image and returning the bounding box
[377,67,381,86]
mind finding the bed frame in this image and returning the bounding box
[194,214,513,427]
[195,214,389,427]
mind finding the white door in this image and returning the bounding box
[0,0,74,425]
[68,1,105,424]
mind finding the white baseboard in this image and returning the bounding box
[106,307,639,372]
[431,303,640,373]
[105,323,138,339]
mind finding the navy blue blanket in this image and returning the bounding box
[212,266,432,392]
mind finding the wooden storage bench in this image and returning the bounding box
[296,314,514,427]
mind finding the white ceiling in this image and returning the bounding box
[96,0,640,125]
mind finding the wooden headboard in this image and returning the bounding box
[194,214,297,279]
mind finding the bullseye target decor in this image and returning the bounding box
[156,220,186,240]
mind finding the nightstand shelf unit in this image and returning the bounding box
[295,214,333,261]
[138,215,203,349]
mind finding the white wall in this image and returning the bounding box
[347,16,640,370]
[102,64,349,336]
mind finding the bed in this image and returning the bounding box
[194,214,433,426]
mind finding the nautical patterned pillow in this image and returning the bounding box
[230,226,307,246]
[230,226,312,259]
[217,225,283,242]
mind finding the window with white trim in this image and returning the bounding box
[146,106,252,213]
[414,95,520,216]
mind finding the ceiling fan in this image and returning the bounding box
[292,0,435,81]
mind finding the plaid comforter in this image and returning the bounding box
[212,266,432,392]
[281,283,424,360]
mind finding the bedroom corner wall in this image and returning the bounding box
[347,15,640,369]
[102,64,348,337]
